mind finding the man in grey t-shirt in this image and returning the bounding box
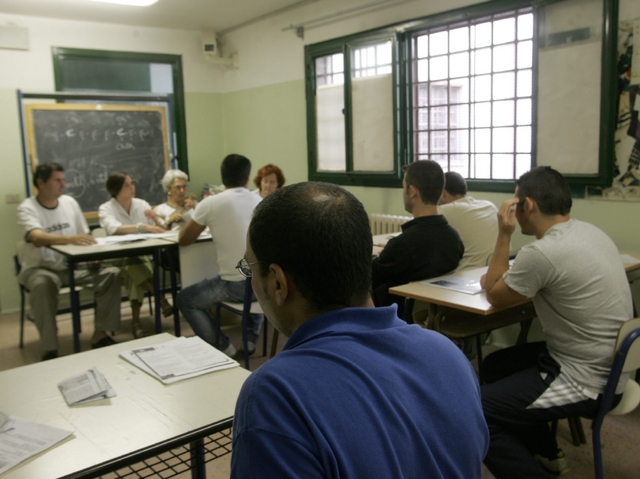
[480,167,632,478]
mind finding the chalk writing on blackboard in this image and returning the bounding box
[25,104,170,218]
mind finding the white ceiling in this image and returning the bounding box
[0,0,323,33]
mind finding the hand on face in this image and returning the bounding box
[497,198,519,237]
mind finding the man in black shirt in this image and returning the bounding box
[372,160,464,317]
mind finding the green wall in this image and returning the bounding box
[184,92,224,195]
[216,79,640,255]
[0,89,29,313]
[221,80,308,188]
[3,78,639,313]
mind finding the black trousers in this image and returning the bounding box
[481,342,601,479]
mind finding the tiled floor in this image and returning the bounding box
[2,304,639,478]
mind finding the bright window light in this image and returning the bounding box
[89,0,158,6]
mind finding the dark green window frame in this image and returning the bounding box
[305,0,619,193]
[52,47,189,173]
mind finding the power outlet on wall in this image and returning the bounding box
[5,194,20,204]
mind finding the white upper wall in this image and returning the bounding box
[220,0,477,92]
[0,13,224,93]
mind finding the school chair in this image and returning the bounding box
[591,317,640,479]
[15,241,95,348]
[214,277,271,369]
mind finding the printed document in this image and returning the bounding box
[58,366,116,406]
[0,413,73,474]
[120,336,238,384]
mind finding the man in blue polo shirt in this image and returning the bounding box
[231,182,488,478]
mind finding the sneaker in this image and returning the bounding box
[534,449,570,475]
[221,343,237,357]
[245,341,256,356]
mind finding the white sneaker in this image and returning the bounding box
[239,341,256,356]
[221,343,237,357]
[534,449,570,475]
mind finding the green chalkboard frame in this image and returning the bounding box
[51,47,188,173]
[25,103,171,219]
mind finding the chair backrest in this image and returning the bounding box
[592,317,640,479]
[616,318,640,373]
[15,240,27,269]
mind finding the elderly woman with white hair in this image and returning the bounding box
[153,169,197,230]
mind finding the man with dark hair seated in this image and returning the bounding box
[439,171,499,271]
[176,154,263,357]
[17,162,122,360]
[481,166,632,477]
[231,181,488,479]
[372,160,463,317]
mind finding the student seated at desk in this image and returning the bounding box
[16,162,122,360]
[372,160,463,317]
[480,167,632,478]
[231,182,488,478]
[176,154,263,357]
[439,171,499,271]
[153,169,197,230]
[252,163,285,199]
[98,171,173,339]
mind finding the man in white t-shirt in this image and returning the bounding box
[176,154,263,357]
[16,162,122,361]
[438,171,498,272]
[480,167,632,477]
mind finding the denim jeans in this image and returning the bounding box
[176,276,263,351]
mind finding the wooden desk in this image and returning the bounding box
[390,266,536,380]
[390,255,640,376]
[50,238,178,352]
[389,266,534,334]
[1,333,250,479]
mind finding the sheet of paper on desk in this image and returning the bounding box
[95,234,146,245]
[58,366,116,406]
[120,336,238,384]
[0,414,73,475]
[95,231,179,245]
[420,275,483,294]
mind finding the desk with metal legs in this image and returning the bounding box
[1,333,250,479]
[389,255,640,381]
[50,238,177,352]
[389,266,536,381]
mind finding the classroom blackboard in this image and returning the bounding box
[25,104,170,218]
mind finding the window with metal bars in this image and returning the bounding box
[304,0,617,192]
[411,9,534,180]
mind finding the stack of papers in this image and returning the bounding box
[94,231,179,245]
[58,366,116,406]
[120,336,239,384]
[420,275,483,294]
[0,412,73,474]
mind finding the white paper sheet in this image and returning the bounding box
[0,415,73,475]
[120,336,238,384]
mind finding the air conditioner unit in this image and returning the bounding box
[202,32,219,57]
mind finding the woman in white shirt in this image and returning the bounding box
[153,169,197,230]
[98,172,172,338]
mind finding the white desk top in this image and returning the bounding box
[50,237,174,258]
[389,266,511,316]
[390,253,640,316]
[1,334,250,479]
